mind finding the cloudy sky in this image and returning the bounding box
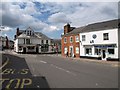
[0,1,118,40]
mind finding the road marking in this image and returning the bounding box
[0,57,9,70]
[50,64,76,76]
[21,78,32,88]
[1,78,32,88]
[39,61,47,64]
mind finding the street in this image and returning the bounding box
[1,53,50,89]
[1,51,119,89]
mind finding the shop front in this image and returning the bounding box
[83,44,118,60]
[94,44,117,60]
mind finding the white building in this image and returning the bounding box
[0,36,9,50]
[14,27,53,53]
[79,19,119,61]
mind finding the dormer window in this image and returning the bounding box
[30,31,31,35]
[26,27,34,36]
[27,31,29,36]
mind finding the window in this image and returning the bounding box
[27,46,34,50]
[70,36,73,43]
[27,31,29,36]
[46,40,48,44]
[41,40,44,44]
[95,48,101,55]
[103,33,109,40]
[41,44,49,52]
[76,47,79,54]
[108,49,114,54]
[26,39,30,44]
[19,46,22,50]
[24,39,25,44]
[82,35,86,41]
[64,37,67,43]
[85,48,92,55]
[64,47,68,54]
[76,36,79,42]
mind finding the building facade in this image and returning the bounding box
[14,27,55,53]
[0,36,9,50]
[61,24,83,58]
[79,19,119,61]
[51,39,61,53]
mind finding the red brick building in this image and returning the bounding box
[61,24,84,58]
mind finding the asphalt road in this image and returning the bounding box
[23,54,119,88]
[1,50,119,89]
[1,54,50,89]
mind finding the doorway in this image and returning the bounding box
[102,50,106,60]
[23,47,26,54]
[70,46,73,57]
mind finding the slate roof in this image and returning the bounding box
[80,19,118,33]
[17,28,51,40]
[34,32,51,40]
[62,19,119,37]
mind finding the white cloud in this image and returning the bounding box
[48,12,71,24]
[0,26,12,32]
[1,2,45,31]
[0,1,118,39]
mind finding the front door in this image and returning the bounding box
[102,50,106,60]
[70,46,73,57]
[23,47,26,54]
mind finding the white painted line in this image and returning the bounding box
[39,61,47,64]
[50,64,76,76]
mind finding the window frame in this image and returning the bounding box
[82,35,86,41]
[64,37,67,43]
[85,48,92,55]
[108,48,114,55]
[75,36,79,42]
[26,39,30,44]
[64,47,68,54]
[76,47,79,54]
[70,36,73,43]
[103,33,109,40]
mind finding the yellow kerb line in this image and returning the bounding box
[0,57,9,70]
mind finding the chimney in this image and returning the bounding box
[16,27,19,36]
[64,23,70,34]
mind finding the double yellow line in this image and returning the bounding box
[0,57,9,70]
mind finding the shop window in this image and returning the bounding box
[28,46,34,50]
[76,36,79,42]
[103,33,109,40]
[95,48,101,55]
[64,47,67,54]
[85,48,92,55]
[76,47,79,54]
[19,46,22,50]
[108,49,114,54]
[82,35,86,41]
[70,36,73,43]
